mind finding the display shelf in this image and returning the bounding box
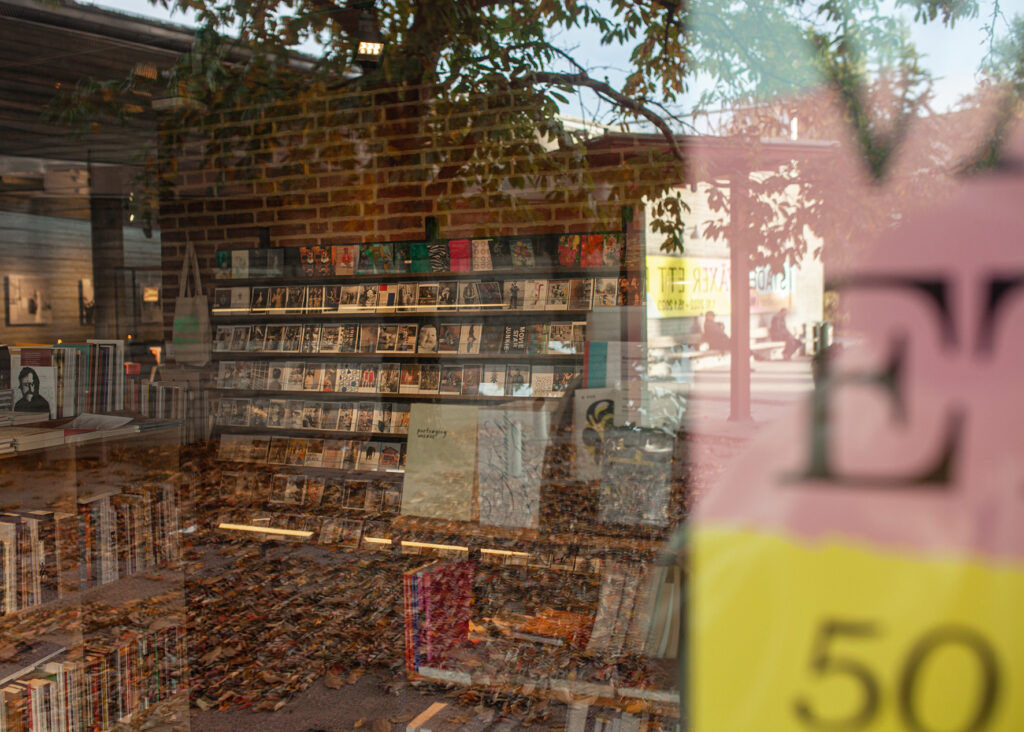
[211,388,569,401]
[211,350,581,361]
[212,265,626,286]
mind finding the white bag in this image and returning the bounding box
[171,242,211,366]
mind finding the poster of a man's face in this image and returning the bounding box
[14,367,50,414]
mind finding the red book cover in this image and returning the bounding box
[448,239,472,272]
[580,234,604,267]
[422,561,474,666]
[558,234,581,266]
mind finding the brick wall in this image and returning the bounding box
[157,82,685,338]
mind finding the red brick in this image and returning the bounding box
[269,223,306,237]
[319,203,361,218]
[276,207,318,222]
[217,212,254,226]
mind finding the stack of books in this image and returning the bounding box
[403,560,475,672]
[0,627,185,732]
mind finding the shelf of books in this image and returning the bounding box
[207,228,682,716]
[207,231,635,543]
[0,409,190,730]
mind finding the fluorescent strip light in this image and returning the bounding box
[218,522,314,538]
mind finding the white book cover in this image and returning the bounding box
[530,365,555,397]
[402,404,478,521]
[11,348,56,419]
[476,405,553,529]
[479,365,506,396]
[523,279,547,310]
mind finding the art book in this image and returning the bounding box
[333,244,357,275]
[477,405,553,528]
[505,364,532,397]
[471,239,493,271]
[447,239,472,272]
[392,242,410,273]
[409,242,431,273]
[458,323,482,354]
[231,249,250,278]
[418,364,440,394]
[603,233,624,266]
[594,277,619,306]
[380,443,402,470]
[436,281,459,312]
[547,322,575,353]
[400,364,421,394]
[357,324,378,353]
[461,365,481,396]
[568,278,594,310]
[479,365,506,396]
[402,404,478,521]
[526,324,548,354]
[477,281,503,309]
[355,402,376,432]
[336,365,361,393]
[479,325,504,354]
[416,282,438,312]
[580,234,605,267]
[523,279,547,310]
[427,242,450,272]
[320,402,341,430]
[530,365,555,397]
[510,238,535,267]
[357,441,382,471]
[488,239,513,269]
[438,324,461,353]
[502,279,526,310]
[376,283,397,313]
[546,280,570,310]
[457,280,480,310]
[557,234,582,266]
[439,365,463,395]
[336,402,356,430]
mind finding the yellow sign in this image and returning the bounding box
[694,529,1024,731]
[645,255,730,318]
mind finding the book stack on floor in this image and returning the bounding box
[403,560,475,673]
[0,627,185,732]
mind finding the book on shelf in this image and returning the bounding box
[471,239,492,271]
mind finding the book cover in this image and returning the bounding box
[337,324,358,353]
[447,239,472,272]
[357,324,378,353]
[305,286,326,314]
[439,366,463,395]
[285,438,307,466]
[304,477,325,507]
[392,242,411,273]
[471,238,493,271]
[376,325,399,353]
[476,281,503,309]
[458,323,482,354]
[248,324,267,352]
[285,401,304,428]
[427,242,450,273]
[318,326,340,353]
[505,364,532,397]
[557,234,582,266]
[530,365,555,397]
[532,234,556,267]
[357,441,381,471]
[336,365,361,393]
[400,364,421,394]
[603,232,624,266]
[285,286,306,314]
[267,401,287,429]
[282,361,305,391]
[409,242,431,273]
[526,324,548,354]
[461,365,481,396]
[402,405,478,520]
[357,283,379,311]
[502,324,527,354]
[321,364,338,392]
[338,285,360,312]
[477,406,551,528]
[279,324,299,353]
[416,324,439,354]
[502,279,525,310]
[358,365,378,393]
[322,440,344,468]
[374,243,395,273]
[547,322,575,353]
[418,364,440,394]
[395,283,418,312]
[457,280,480,310]
[479,325,504,354]
[265,247,284,276]
[231,249,249,278]
[580,234,605,267]
[321,479,347,508]
[568,278,594,310]
[324,285,342,313]
[299,246,318,276]
[268,285,288,313]
[378,364,400,395]
[415,283,438,312]
[488,239,512,269]
[320,402,341,430]
[438,324,460,353]
[379,443,402,470]
[355,243,376,274]
[375,401,394,432]
[333,244,356,275]
[249,287,269,314]
[510,238,535,267]
[396,323,418,353]
[436,281,459,311]
[215,325,231,352]
[304,438,325,467]
[479,365,506,396]
[594,277,619,306]
[11,348,56,418]
[355,402,376,432]
[302,363,323,392]
[376,283,396,313]
[546,280,570,310]
[391,403,411,434]
[214,250,232,279]
[301,325,321,354]
[229,325,250,352]
[336,402,356,430]
[302,401,323,429]
[523,279,547,310]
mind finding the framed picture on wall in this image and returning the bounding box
[6,275,51,326]
[136,271,162,324]
[79,278,95,325]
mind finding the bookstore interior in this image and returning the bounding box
[0,191,696,728]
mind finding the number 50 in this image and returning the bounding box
[794,620,1000,732]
